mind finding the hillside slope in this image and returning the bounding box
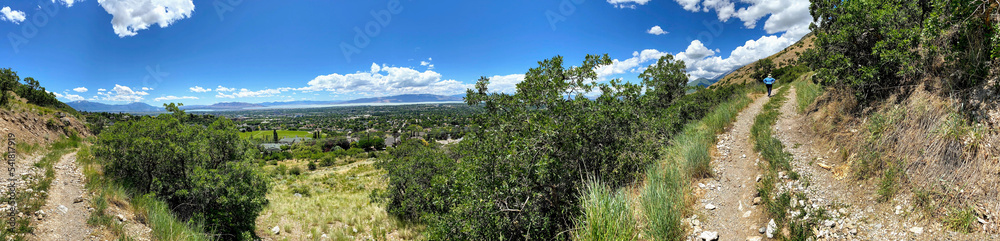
[712,34,815,86]
[0,93,90,145]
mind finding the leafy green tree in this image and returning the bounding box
[641,54,689,110]
[751,58,774,83]
[273,129,279,143]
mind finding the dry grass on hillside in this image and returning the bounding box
[712,35,816,87]
[804,86,1000,233]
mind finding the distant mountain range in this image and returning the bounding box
[68,94,466,113]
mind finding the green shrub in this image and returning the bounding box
[373,139,456,221]
[307,161,317,171]
[93,115,269,240]
[945,207,976,233]
[289,166,302,176]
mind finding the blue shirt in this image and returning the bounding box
[763,77,775,85]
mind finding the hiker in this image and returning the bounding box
[763,74,776,97]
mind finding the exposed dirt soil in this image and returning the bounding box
[689,93,769,241]
[30,152,96,241]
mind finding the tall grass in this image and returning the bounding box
[792,73,823,113]
[575,179,637,241]
[641,165,685,241]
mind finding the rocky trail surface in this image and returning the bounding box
[688,92,769,241]
[687,87,998,241]
[30,152,96,241]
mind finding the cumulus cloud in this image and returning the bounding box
[670,0,813,40]
[97,88,107,91]
[215,85,235,92]
[608,0,651,8]
[302,63,470,96]
[97,0,195,37]
[98,84,149,102]
[216,88,282,99]
[189,86,211,92]
[681,40,714,59]
[677,34,797,80]
[73,87,88,93]
[154,95,198,102]
[647,25,668,35]
[485,74,526,94]
[142,87,152,91]
[51,91,86,101]
[1,7,26,24]
[594,49,669,79]
[53,0,79,7]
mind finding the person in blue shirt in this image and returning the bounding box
[763,74,776,97]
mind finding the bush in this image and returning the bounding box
[373,139,456,221]
[289,166,302,176]
[575,179,637,241]
[93,115,269,240]
[307,161,317,171]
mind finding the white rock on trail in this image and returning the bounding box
[271,226,280,235]
[698,231,719,241]
[910,226,923,234]
[766,219,777,238]
[705,203,717,210]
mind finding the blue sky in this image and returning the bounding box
[0,0,813,105]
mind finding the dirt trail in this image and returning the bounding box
[32,152,95,241]
[690,93,769,241]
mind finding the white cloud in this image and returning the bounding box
[608,0,651,8]
[98,84,149,102]
[682,40,714,59]
[677,34,797,80]
[485,74,526,94]
[142,87,152,91]
[647,25,668,35]
[594,49,669,79]
[215,85,235,92]
[189,86,211,92]
[53,0,79,7]
[73,87,88,93]
[51,91,85,101]
[302,63,470,96]
[419,58,434,69]
[1,7,26,24]
[216,88,282,99]
[670,0,813,40]
[153,95,198,102]
[97,88,107,91]
[97,0,195,37]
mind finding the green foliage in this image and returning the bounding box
[641,166,684,241]
[574,179,637,241]
[641,55,689,110]
[93,115,269,240]
[357,136,386,151]
[0,68,77,114]
[945,207,977,233]
[374,139,457,221]
[307,161,317,171]
[751,58,775,82]
[289,166,302,175]
[807,0,995,101]
[792,74,823,113]
[877,160,903,202]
